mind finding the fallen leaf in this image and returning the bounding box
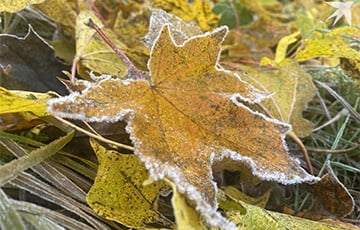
[305,162,354,219]
[75,11,148,78]
[260,31,301,66]
[340,57,360,83]
[0,87,51,116]
[221,186,271,209]
[0,26,68,94]
[0,87,52,131]
[35,0,77,35]
[0,0,44,13]
[75,11,129,79]
[224,18,291,62]
[86,139,172,228]
[168,180,205,230]
[296,27,360,62]
[151,0,220,31]
[225,198,358,230]
[242,62,317,138]
[217,188,247,215]
[113,3,151,49]
[143,8,203,48]
[49,25,317,227]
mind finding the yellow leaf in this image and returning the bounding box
[35,0,77,35]
[168,180,205,230]
[260,31,301,67]
[143,8,203,48]
[0,88,51,116]
[75,11,129,79]
[296,27,360,62]
[244,62,317,138]
[0,88,52,130]
[0,0,44,13]
[151,0,219,31]
[222,186,271,209]
[275,31,301,64]
[113,4,151,49]
[86,139,173,228]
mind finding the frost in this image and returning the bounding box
[48,22,320,230]
[230,95,293,134]
[135,150,237,230]
[217,149,318,184]
[143,8,203,48]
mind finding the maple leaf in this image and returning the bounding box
[48,25,317,227]
[326,1,353,26]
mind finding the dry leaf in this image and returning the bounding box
[75,11,129,79]
[296,27,360,62]
[151,0,219,31]
[0,26,68,94]
[143,8,203,48]
[75,11,148,78]
[168,180,205,230]
[305,162,354,219]
[225,199,358,230]
[224,18,291,62]
[243,62,317,138]
[113,3,151,49]
[87,139,172,228]
[221,186,271,209]
[35,0,77,35]
[0,87,51,116]
[0,87,52,130]
[0,0,44,13]
[49,25,317,227]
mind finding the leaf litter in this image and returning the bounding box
[1,1,359,229]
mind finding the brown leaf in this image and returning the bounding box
[0,26,68,94]
[49,25,317,227]
[305,162,354,219]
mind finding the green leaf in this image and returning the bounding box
[213,0,253,29]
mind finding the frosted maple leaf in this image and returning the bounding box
[326,1,354,26]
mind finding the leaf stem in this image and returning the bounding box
[288,131,313,175]
[85,18,145,80]
[87,0,108,28]
[53,116,134,152]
